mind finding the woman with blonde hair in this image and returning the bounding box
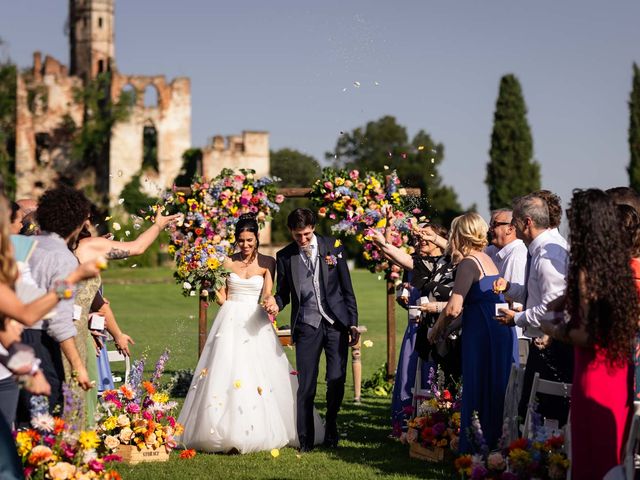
[428,212,515,453]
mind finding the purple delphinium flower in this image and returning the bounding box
[128,355,146,399]
[151,348,170,386]
[29,395,49,417]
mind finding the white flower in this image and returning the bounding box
[112,222,121,231]
[31,413,55,432]
[82,449,98,464]
[119,427,133,443]
[104,435,120,450]
[189,291,196,296]
[183,282,192,290]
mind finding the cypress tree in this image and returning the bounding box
[486,74,540,210]
[628,63,640,191]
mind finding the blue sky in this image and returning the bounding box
[2,0,639,218]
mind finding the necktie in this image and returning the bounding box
[301,245,315,271]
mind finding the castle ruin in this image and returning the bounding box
[14,0,269,207]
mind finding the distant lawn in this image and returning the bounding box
[102,268,451,479]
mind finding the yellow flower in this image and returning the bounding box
[78,430,100,450]
[334,239,342,248]
[363,251,372,261]
[102,416,118,431]
[151,392,169,404]
[167,245,176,255]
[15,431,33,456]
[375,218,387,228]
[334,177,345,186]
[207,257,221,270]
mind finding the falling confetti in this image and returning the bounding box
[342,88,347,92]
[418,145,425,151]
[383,165,389,170]
[117,170,123,177]
[133,223,141,230]
[353,81,361,88]
[334,239,342,248]
[401,153,407,159]
[105,216,112,221]
[233,380,242,389]
[374,81,380,86]
[131,264,137,268]
[270,449,280,458]
[363,340,373,348]
[125,230,131,237]
[289,370,298,376]
[431,158,435,164]
[112,222,121,231]
[118,198,125,205]
[257,386,263,396]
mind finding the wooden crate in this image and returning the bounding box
[116,444,170,464]
[408,441,445,462]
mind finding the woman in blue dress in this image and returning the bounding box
[428,213,515,453]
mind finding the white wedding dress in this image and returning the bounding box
[177,272,324,453]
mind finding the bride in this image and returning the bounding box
[177,214,324,453]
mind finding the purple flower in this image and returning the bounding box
[151,348,170,386]
[471,465,488,479]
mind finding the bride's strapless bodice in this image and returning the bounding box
[227,272,264,302]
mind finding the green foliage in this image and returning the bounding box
[0,62,17,198]
[327,115,463,226]
[120,173,158,216]
[629,63,640,191]
[362,362,394,397]
[270,148,322,243]
[70,73,133,206]
[486,74,540,210]
[173,148,203,187]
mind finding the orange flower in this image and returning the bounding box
[27,445,53,465]
[104,471,123,480]
[454,454,473,475]
[119,385,134,400]
[142,381,156,395]
[24,429,41,443]
[53,417,65,435]
[180,449,196,459]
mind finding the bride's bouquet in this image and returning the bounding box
[164,168,283,297]
[95,349,183,454]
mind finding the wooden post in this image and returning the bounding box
[198,291,208,357]
[386,280,396,379]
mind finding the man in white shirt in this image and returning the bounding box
[487,208,528,364]
[495,194,572,424]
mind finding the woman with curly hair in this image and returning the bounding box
[428,212,515,453]
[544,189,639,479]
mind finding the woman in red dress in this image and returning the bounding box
[545,189,638,480]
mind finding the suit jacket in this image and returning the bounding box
[274,234,358,337]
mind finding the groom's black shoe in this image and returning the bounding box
[298,444,314,453]
[323,423,339,448]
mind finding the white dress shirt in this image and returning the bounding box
[513,229,568,338]
[493,239,528,339]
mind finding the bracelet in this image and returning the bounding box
[52,280,74,300]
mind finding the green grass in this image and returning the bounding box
[103,268,452,479]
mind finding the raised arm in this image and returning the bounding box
[0,260,101,327]
[368,228,414,270]
[78,209,180,261]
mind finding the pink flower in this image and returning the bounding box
[275,194,284,204]
[126,404,140,415]
[329,213,336,220]
[323,181,334,190]
[143,411,153,421]
[102,454,123,463]
[349,170,359,180]
[88,459,105,473]
[167,416,176,428]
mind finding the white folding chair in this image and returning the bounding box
[410,360,432,418]
[107,350,130,385]
[522,372,572,439]
[502,364,525,445]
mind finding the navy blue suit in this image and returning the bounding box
[274,235,358,448]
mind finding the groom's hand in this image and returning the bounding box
[262,296,279,316]
[348,326,360,347]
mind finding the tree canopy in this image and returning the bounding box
[326,115,463,225]
[486,74,540,210]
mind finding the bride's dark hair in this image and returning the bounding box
[235,213,260,247]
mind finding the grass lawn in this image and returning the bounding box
[102,267,452,479]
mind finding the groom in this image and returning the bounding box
[265,208,359,451]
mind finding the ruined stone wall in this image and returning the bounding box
[202,131,270,179]
[15,53,84,199]
[109,74,191,204]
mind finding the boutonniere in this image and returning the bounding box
[324,253,338,268]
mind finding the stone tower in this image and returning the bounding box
[68,0,115,81]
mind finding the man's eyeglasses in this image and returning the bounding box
[489,221,511,229]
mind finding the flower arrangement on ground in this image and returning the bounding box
[95,349,183,454]
[309,167,414,280]
[454,408,570,479]
[164,168,282,296]
[16,393,122,479]
[405,367,461,453]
